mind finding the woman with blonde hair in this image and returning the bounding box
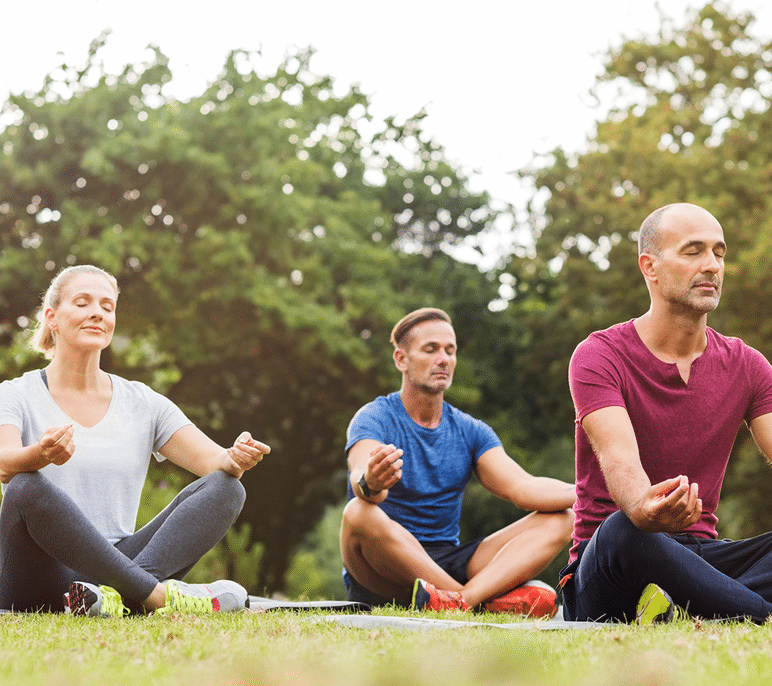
[0,264,269,615]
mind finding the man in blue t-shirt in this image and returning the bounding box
[340,307,576,615]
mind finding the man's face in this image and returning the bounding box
[649,207,726,315]
[395,320,457,395]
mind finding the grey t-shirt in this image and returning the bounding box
[0,370,192,543]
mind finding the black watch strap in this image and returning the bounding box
[357,474,381,498]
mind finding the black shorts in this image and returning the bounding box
[345,538,483,607]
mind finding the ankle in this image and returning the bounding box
[142,583,167,612]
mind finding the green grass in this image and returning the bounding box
[1,610,771,686]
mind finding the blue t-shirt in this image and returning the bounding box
[345,392,501,543]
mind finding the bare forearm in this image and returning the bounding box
[160,427,269,479]
[209,450,244,479]
[581,407,652,525]
[598,454,652,524]
[0,444,46,483]
[581,407,700,532]
[504,476,576,512]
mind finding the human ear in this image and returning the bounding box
[639,254,658,284]
[44,307,57,331]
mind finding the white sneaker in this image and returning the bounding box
[156,579,248,615]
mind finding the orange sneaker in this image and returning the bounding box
[483,580,558,618]
[411,578,470,612]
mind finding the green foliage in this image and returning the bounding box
[177,523,264,589]
[285,501,347,600]
[209,524,264,588]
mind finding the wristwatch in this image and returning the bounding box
[357,474,381,498]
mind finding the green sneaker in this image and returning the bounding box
[635,583,687,624]
[64,582,129,617]
[155,579,248,615]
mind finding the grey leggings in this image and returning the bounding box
[0,470,246,612]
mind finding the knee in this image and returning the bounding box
[2,472,48,508]
[542,508,575,546]
[206,470,246,518]
[598,510,641,544]
[341,497,384,538]
[558,508,575,543]
[341,497,367,529]
[225,474,246,515]
[595,510,658,561]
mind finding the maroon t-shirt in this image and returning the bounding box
[568,320,772,561]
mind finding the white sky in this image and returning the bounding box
[3,0,772,263]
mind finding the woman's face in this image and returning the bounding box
[46,272,117,353]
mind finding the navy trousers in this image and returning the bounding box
[561,511,772,623]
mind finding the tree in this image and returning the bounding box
[502,1,772,537]
[0,35,498,591]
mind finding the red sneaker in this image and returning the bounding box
[483,580,558,618]
[411,578,470,611]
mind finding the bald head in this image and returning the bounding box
[638,203,719,257]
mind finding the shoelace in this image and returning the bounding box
[431,588,467,610]
[156,581,214,615]
[99,586,130,617]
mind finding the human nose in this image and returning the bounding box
[702,252,721,274]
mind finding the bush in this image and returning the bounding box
[284,502,347,600]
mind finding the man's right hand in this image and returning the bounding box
[631,475,702,533]
[362,443,404,494]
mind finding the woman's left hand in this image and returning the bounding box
[225,431,271,475]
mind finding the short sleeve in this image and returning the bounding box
[467,415,501,463]
[345,400,389,454]
[569,334,627,422]
[133,381,192,454]
[744,345,772,423]
[0,378,26,432]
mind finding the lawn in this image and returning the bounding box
[1,609,771,686]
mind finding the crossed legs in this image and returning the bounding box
[0,470,245,612]
[568,511,772,623]
[340,497,573,607]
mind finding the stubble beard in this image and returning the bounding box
[662,276,722,316]
[410,373,452,396]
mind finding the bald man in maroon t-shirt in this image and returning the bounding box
[562,203,772,624]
